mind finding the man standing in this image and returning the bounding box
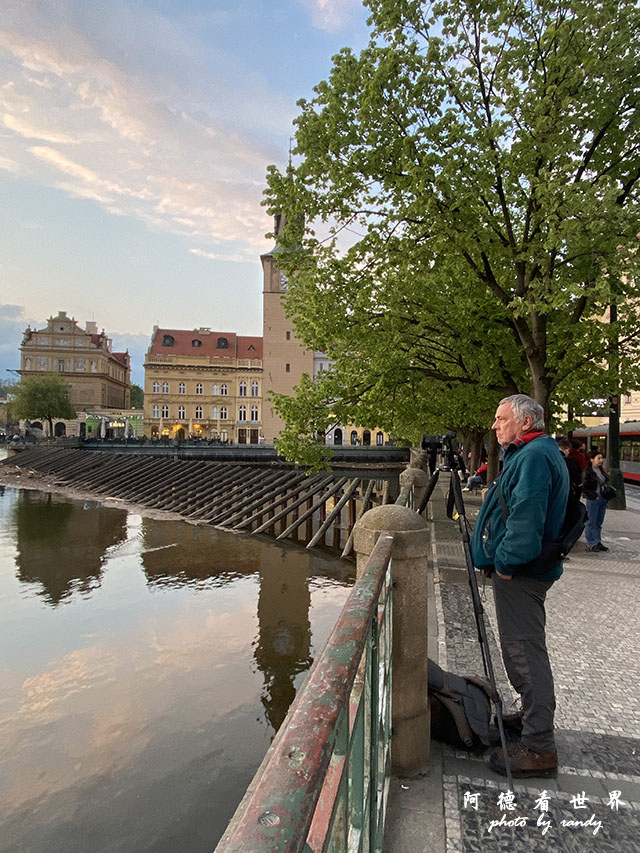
[470,394,569,778]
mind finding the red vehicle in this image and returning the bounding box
[572,422,640,483]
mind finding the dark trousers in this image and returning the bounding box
[493,574,556,753]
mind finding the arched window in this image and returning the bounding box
[217,337,228,349]
[212,384,219,395]
[333,428,343,445]
[251,381,259,397]
[178,405,186,419]
[162,381,169,394]
[212,406,218,419]
[250,405,259,421]
[220,407,227,420]
[195,383,203,395]
[350,430,359,446]
[195,406,202,418]
[239,381,247,396]
[192,339,202,347]
[161,404,169,418]
[162,334,174,347]
[376,431,384,446]
[152,404,159,418]
[363,430,371,446]
[152,381,160,393]
[178,382,186,394]
[220,384,228,396]
[238,405,247,422]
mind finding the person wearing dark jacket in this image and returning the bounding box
[470,394,569,779]
[556,438,583,501]
[582,450,611,552]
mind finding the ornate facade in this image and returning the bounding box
[143,327,263,442]
[19,311,131,436]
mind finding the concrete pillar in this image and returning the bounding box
[353,504,430,777]
[399,466,429,510]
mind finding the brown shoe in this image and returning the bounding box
[490,742,558,778]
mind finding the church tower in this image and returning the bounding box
[261,214,314,443]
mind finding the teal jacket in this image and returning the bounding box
[470,434,570,582]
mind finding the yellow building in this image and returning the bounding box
[143,327,263,443]
[19,310,131,436]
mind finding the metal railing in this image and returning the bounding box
[215,532,394,852]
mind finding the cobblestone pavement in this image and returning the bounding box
[431,479,640,853]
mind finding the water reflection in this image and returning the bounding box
[0,487,353,852]
[14,491,127,604]
[140,519,260,587]
[254,548,312,731]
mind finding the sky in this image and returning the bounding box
[0,0,371,385]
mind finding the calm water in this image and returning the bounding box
[0,485,354,852]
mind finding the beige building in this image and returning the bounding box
[19,311,131,436]
[261,216,314,443]
[143,327,263,443]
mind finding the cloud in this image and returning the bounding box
[0,3,290,262]
[303,0,363,33]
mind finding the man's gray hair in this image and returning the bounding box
[499,394,545,430]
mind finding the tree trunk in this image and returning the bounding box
[486,429,500,484]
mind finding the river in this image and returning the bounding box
[0,481,353,852]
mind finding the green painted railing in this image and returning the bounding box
[215,532,394,852]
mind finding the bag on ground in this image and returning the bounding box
[428,659,499,752]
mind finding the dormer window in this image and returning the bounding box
[162,335,174,347]
[248,344,255,351]
[192,339,202,347]
[217,337,228,349]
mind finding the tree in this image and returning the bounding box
[130,384,144,409]
[11,374,76,437]
[265,0,640,445]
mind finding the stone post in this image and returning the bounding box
[399,466,429,510]
[353,504,430,777]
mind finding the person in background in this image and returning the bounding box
[582,450,611,552]
[569,438,587,471]
[556,438,583,500]
[462,463,488,491]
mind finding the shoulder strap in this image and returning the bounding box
[494,472,509,525]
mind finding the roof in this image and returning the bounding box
[149,328,263,360]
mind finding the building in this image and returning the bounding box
[143,327,263,442]
[260,215,315,443]
[19,311,131,436]
[260,215,391,446]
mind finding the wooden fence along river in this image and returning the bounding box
[1,447,397,555]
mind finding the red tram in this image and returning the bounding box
[572,421,640,483]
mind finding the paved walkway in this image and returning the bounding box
[384,480,640,852]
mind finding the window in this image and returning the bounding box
[286,331,291,340]
[624,395,632,404]
[162,335,174,346]
[58,359,65,372]
[212,406,218,419]
[220,384,228,396]
[376,431,384,446]
[192,339,202,347]
[152,404,159,418]
[162,382,169,394]
[152,381,160,393]
[178,382,186,394]
[285,363,290,373]
[212,383,219,395]
[196,383,203,395]
[217,337,228,349]
[250,405,259,421]
[251,381,259,396]
[220,406,227,419]
[161,404,169,418]
[178,405,186,419]
[239,381,247,396]
[195,406,202,418]
[350,430,359,445]
[239,405,247,421]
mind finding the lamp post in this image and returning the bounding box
[607,298,626,510]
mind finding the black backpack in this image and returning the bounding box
[428,659,499,752]
[495,477,587,576]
